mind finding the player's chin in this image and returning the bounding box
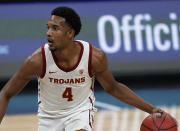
[48,45,57,52]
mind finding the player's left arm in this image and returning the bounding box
[91,46,163,114]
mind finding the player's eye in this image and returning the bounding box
[53,26,58,31]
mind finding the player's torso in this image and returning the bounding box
[38,40,95,118]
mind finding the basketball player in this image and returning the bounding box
[0,6,163,131]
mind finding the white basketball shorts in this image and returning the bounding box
[38,109,95,131]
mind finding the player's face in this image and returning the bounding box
[46,15,72,51]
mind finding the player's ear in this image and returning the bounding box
[67,29,75,39]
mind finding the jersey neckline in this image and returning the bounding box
[51,41,84,72]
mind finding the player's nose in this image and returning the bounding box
[46,29,53,37]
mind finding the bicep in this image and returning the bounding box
[91,47,117,92]
[96,69,117,92]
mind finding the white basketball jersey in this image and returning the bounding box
[37,40,95,118]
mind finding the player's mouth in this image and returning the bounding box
[47,39,54,45]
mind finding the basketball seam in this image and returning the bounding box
[158,114,167,130]
[142,124,154,131]
[152,114,159,129]
[159,125,177,130]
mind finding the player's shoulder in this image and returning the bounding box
[17,46,44,77]
[26,47,42,64]
[76,40,106,61]
[23,47,43,72]
[90,44,108,72]
[92,45,106,62]
[77,40,108,72]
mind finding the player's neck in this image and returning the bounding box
[53,41,81,63]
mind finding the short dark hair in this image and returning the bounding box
[51,6,81,37]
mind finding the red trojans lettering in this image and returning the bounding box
[48,77,85,84]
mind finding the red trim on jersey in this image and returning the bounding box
[90,87,94,92]
[88,43,93,78]
[51,41,84,72]
[89,110,93,129]
[89,97,94,107]
[92,115,94,125]
[40,45,46,78]
[38,101,41,105]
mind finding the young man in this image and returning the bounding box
[0,6,163,131]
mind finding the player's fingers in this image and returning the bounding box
[152,108,164,114]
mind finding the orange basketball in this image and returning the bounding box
[140,113,178,131]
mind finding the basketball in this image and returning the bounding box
[140,113,178,131]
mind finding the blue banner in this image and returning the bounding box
[0,1,180,77]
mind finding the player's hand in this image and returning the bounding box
[152,107,164,114]
[152,107,178,126]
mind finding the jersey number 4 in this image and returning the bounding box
[62,87,73,101]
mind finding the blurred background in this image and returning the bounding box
[0,0,180,130]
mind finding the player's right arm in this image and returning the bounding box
[0,48,43,124]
